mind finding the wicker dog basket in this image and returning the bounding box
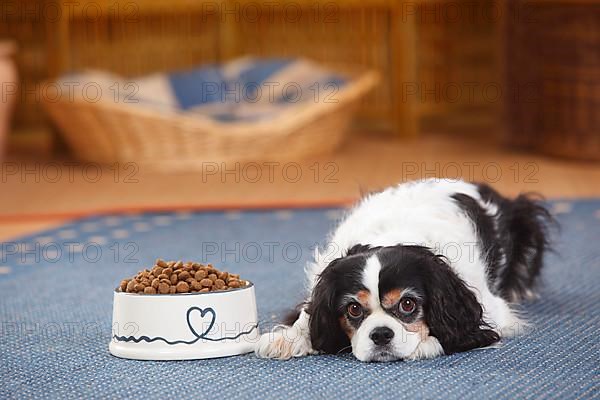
[505,1,600,161]
[41,69,378,169]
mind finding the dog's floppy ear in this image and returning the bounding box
[424,255,500,354]
[307,260,350,354]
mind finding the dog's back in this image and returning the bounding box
[312,179,554,302]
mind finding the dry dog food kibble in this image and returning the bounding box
[118,259,248,294]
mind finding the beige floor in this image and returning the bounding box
[2,133,600,240]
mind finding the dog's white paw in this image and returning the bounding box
[255,323,315,360]
[255,309,316,360]
[405,336,444,361]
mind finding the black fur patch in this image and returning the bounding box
[451,192,504,286]
[453,183,555,302]
[306,252,369,354]
[282,307,302,327]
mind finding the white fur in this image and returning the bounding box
[362,256,381,310]
[255,179,523,360]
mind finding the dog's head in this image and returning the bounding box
[307,244,499,362]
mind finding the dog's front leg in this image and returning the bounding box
[255,309,316,359]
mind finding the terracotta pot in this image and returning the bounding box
[0,40,18,160]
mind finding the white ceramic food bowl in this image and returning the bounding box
[109,283,259,360]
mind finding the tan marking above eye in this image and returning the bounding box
[356,290,370,307]
[381,288,403,308]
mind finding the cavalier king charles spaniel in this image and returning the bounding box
[256,179,553,362]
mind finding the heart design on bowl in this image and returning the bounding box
[186,307,216,339]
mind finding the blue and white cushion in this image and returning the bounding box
[59,57,347,123]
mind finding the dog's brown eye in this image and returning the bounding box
[400,298,416,313]
[347,302,363,318]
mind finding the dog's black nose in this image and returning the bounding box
[369,327,394,345]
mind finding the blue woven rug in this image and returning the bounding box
[1,201,598,399]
